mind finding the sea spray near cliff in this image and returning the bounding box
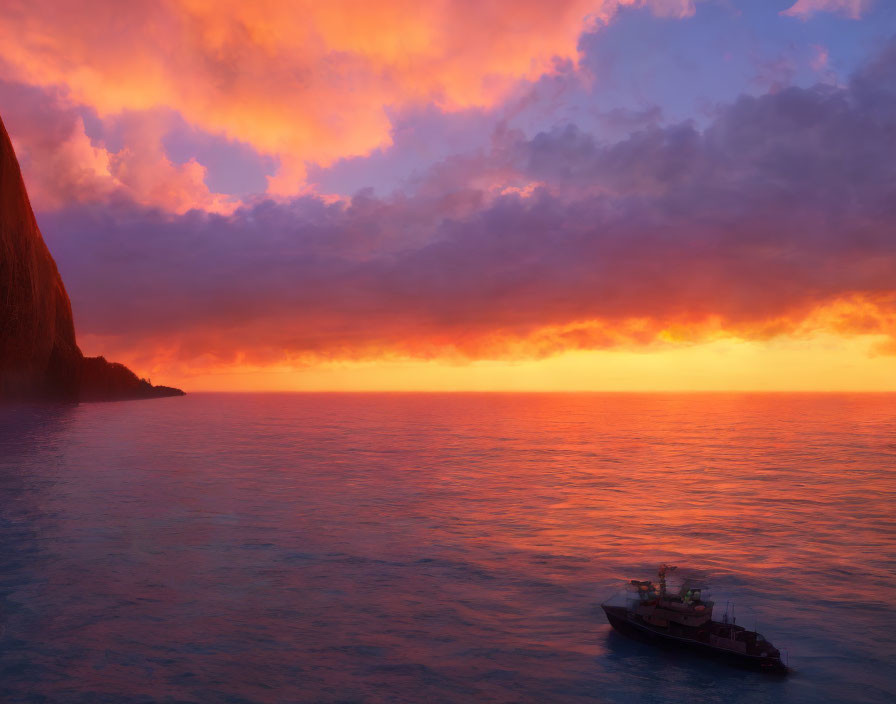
[0,114,183,401]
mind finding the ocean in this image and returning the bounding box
[0,393,894,703]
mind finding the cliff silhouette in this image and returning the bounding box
[0,114,184,401]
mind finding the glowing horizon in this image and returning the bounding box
[93,330,895,393]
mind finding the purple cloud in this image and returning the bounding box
[32,39,896,366]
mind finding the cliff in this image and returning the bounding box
[0,115,184,402]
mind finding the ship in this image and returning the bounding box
[601,564,788,673]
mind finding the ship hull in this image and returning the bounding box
[602,605,787,674]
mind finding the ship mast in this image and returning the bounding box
[657,563,677,600]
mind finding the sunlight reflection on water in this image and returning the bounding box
[1,393,894,703]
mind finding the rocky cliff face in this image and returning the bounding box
[0,115,183,402]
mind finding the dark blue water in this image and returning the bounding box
[1,393,894,703]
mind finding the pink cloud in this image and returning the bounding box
[781,0,873,20]
[0,81,238,213]
[810,45,830,71]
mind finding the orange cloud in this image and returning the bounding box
[74,292,896,380]
[75,295,896,392]
[0,0,697,196]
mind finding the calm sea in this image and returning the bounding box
[0,393,894,703]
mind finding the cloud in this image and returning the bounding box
[781,0,874,20]
[36,39,896,370]
[0,0,703,195]
[810,44,830,71]
[0,80,243,213]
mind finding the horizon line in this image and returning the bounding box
[175,389,896,394]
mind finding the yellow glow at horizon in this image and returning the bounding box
[176,333,896,392]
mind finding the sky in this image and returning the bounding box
[1,0,895,391]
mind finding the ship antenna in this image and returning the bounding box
[657,563,677,600]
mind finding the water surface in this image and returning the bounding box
[1,393,894,703]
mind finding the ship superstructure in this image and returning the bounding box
[601,565,787,672]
